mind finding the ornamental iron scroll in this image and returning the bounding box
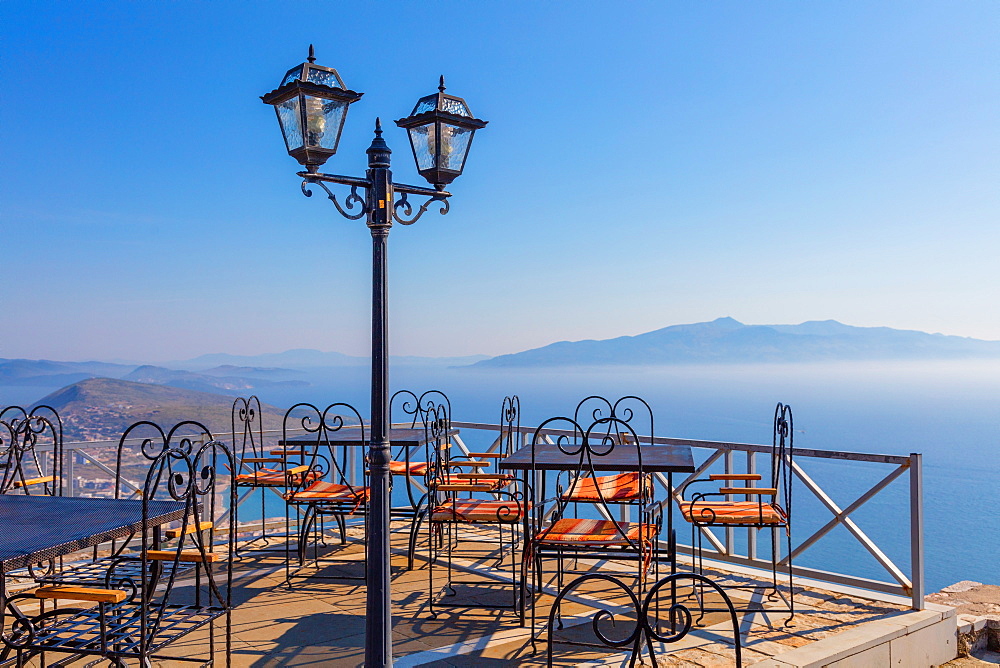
[392,190,449,225]
[301,178,368,220]
[0,405,63,496]
[546,571,742,668]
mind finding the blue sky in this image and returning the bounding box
[2,1,998,361]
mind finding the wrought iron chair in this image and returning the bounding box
[229,396,313,555]
[405,395,521,569]
[422,396,529,619]
[0,405,63,497]
[526,396,664,633]
[680,402,795,622]
[281,402,370,582]
[36,420,221,590]
[1,439,238,667]
[546,571,742,667]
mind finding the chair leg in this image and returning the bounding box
[786,524,795,625]
[407,507,427,570]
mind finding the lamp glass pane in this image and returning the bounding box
[303,95,347,149]
[281,67,303,86]
[276,96,303,151]
[408,123,436,171]
[305,67,344,88]
[439,124,472,170]
[413,95,437,115]
[440,98,471,117]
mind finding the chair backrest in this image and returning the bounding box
[114,420,214,500]
[390,389,451,429]
[422,399,453,504]
[499,395,521,458]
[390,389,450,466]
[232,395,265,470]
[0,405,63,496]
[108,434,236,637]
[282,402,366,496]
[771,402,793,517]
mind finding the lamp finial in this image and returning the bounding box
[438,75,446,93]
[307,44,316,63]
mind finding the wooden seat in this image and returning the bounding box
[680,500,786,525]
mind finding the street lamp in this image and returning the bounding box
[262,46,487,667]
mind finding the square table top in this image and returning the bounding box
[280,426,457,448]
[499,443,696,473]
[0,495,187,572]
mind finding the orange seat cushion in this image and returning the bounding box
[561,472,644,503]
[430,499,528,523]
[285,480,370,503]
[388,461,428,476]
[680,501,786,525]
[535,518,657,547]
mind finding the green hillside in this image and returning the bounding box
[37,378,291,442]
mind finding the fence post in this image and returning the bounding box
[67,447,75,497]
[909,453,924,610]
[725,450,735,554]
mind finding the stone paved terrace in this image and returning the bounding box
[104,521,955,667]
[3,521,957,667]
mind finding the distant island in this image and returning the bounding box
[470,318,1000,368]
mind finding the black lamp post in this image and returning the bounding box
[262,46,486,667]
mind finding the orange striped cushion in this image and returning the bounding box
[388,461,428,476]
[430,499,528,523]
[535,518,656,547]
[234,469,319,486]
[681,501,786,525]
[561,472,644,503]
[285,480,370,503]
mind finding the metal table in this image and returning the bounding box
[0,494,188,661]
[0,495,187,573]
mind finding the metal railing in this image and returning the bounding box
[452,420,925,611]
[48,422,924,609]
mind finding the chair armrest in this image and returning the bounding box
[450,461,489,468]
[466,452,503,459]
[12,475,54,488]
[164,521,213,540]
[272,449,305,456]
[145,550,219,563]
[35,586,126,604]
[709,474,762,481]
[718,487,777,496]
[243,457,283,464]
[433,483,493,492]
[286,465,311,476]
[449,473,510,480]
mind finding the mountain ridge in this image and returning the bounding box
[472,318,1000,368]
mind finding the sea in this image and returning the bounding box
[6,359,999,594]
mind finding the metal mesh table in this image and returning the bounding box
[0,495,187,572]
